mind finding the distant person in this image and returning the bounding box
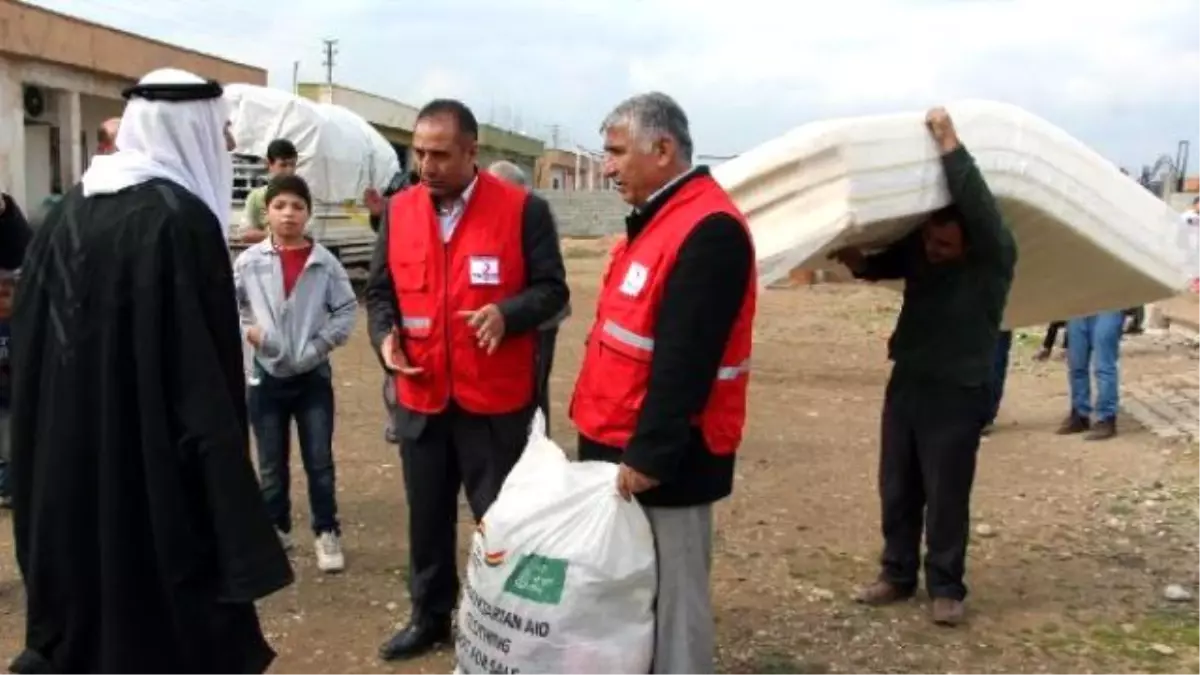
[8,68,292,674]
[486,159,571,431]
[1182,196,1199,292]
[1035,320,1068,361]
[0,270,12,510]
[1058,310,1123,440]
[96,117,121,155]
[832,107,1017,627]
[235,173,358,573]
[240,138,299,244]
[983,329,1012,435]
[0,189,25,509]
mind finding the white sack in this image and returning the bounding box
[456,411,657,674]
[716,100,1189,329]
[223,83,400,205]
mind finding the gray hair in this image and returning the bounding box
[599,92,694,164]
[486,160,529,188]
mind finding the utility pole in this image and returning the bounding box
[321,39,338,85]
[291,61,299,95]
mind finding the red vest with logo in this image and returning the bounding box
[570,175,757,455]
[388,172,535,415]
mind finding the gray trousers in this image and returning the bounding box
[645,504,714,674]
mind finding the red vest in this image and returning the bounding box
[388,172,535,415]
[570,175,757,455]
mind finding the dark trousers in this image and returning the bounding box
[249,364,340,536]
[1043,321,1067,351]
[987,331,1012,426]
[399,403,531,621]
[536,327,558,430]
[878,374,987,601]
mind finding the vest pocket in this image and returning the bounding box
[590,324,653,421]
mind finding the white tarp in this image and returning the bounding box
[224,83,400,205]
[715,100,1190,329]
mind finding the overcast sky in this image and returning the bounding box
[28,0,1200,173]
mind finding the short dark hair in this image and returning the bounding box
[416,99,479,140]
[928,205,961,226]
[265,173,312,211]
[266,138,298,163]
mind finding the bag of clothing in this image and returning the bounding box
[456,410,657,674]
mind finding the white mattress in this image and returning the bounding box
[713,100,1190,329]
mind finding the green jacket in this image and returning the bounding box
[855,145,1018,387]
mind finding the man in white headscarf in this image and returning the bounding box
[8,68,293,675]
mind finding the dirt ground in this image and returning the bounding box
[1,244,1197,674]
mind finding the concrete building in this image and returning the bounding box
[0,0,265,212]
[297,82,545,179]
[534,148,614,191]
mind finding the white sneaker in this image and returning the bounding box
[315,531,345,573]
[277,529,294,552]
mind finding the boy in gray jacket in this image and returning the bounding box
[233,174,358,573]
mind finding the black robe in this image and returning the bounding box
[8,179,294,674]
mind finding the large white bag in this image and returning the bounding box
[455,411,657,674]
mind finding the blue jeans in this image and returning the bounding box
[987,331,1012,425]
[249,363,340,535]
[1066,311,1123,421]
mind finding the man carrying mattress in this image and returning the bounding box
[831,107,1016,627]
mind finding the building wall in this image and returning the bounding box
[0,0,265,85]
[296,82,545,181]
[0,2,264,211]
[536,190,626,237]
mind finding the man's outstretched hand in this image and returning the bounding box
[925,107,961,155]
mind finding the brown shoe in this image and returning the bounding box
[1085,418,1117,441]
[1056,413,1090,435]
[854,580,913,606]
[931,597,966,626]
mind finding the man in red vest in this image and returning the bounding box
[570,92,757,674]
[365,99,569,662]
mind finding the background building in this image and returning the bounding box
[297,82,545,179]
[0,0,265,212]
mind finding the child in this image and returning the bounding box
[233,174,358,572]
[239,138,300,244]
[0,270,14,508]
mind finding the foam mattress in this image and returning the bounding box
[713,100,1190,329]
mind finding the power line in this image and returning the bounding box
[321,38,338,85]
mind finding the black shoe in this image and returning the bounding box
[1085,418,1117,441]
[1056,413,1090,435]
[378,620,452,662]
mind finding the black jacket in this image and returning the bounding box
[577,167,754,507]
[852,145,1017,387]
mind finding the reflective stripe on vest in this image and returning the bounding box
[402,316,431,330]
[603,318,751,381]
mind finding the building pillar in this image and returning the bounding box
[0,57,25,210]
[57,89,82,186]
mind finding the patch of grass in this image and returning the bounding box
[1090,609,1199,673]
[1107,502,1136,516]
[747,651,829,674]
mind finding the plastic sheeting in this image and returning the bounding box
[224,84,401,205]
[714,100,1190,329]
